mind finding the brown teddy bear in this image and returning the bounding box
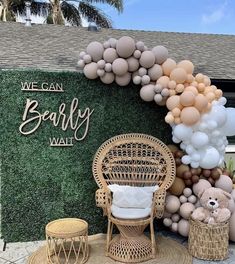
[191,187,231,224]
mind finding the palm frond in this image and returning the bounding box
[79,1,112,28]
[11,0,49,15]
[65,0,123,13]
[61,1,82,26]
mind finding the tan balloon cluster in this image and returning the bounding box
[78,37,223,128]
[165,74,223,126]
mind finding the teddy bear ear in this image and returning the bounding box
[223,191,231,200]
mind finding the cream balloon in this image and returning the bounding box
[86,41,104,62]
[116,36,136,58]
[112,58,128,76]
[140,84,155,102]
[83,62,98,79]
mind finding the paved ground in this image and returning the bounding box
[0,231,234,264]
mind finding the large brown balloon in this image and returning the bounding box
[112,58,128,76]
[86,41,104,62]
[83,62,98,79]
[176,164,190,178]
[103,48,118,63]
[139,51,155,68]
[148,64,163,81]
[115,72,131,86]
[116,36,136,58]
[169,177,186,196]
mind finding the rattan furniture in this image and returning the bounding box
[46,218,89,264]
[92,133,176,263]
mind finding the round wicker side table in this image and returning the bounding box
[46,218,89,264]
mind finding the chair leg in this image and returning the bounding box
[106,219,112,256]
[150,220,156,258]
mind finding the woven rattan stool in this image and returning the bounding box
[46,218,89,264]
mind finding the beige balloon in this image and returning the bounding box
[127,56,140,72]
[140,84,155,101]
[86,41,104,62]
[148,64,163,81]
[116,36,136,58]
[139,51,155,68]
[115,72,131,86]
[152,45,168,64]
[162,58,177,76]
[103,48,118,63]
[180,107,200,125]
[177,60,194,74]
[112,58,128,76]
[170,68,187,84]
[100,72,115,84]
[83,62,98,79]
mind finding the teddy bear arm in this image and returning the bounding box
[215,208,231,223]
[191,207,207,221]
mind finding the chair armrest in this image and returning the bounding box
[95,188,112,216]
[152,189,166,219]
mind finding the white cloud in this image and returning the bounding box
[202,1,228,24]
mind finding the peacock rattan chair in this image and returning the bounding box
[92,133,176,263]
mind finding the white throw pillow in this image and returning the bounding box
[108,184,159,209]
[111,205,151,219]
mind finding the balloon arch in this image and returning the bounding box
[77,36,235,240]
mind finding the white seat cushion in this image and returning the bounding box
[111,204,151,219]
[108,184,159,209]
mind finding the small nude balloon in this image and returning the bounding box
[83,62,98,79]
[86,41,104,62]
[127,57,139,72]
[162,58,177,76]
[100,72,115,84]
[116,36,136,58]
[152,45,168,64]
[180,107,200,126]
[140,84,155,102]
[103,48,118,63]
[112,58,128,76]
[177,60,194,74]
[115,72,131,86]
[170,68,187,84]
[148,64,163,81]
[139,51,156,68]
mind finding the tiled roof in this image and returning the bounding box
[0,22,235,79]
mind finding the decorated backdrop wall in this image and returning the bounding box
[0,70,171,242]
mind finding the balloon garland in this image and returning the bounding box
[77,36,235,240]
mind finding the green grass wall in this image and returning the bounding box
[0,70,171,242]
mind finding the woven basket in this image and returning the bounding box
[188,218,229,260]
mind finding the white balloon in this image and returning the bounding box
[191,132,209,149]
[210,105,227,126]
[182,155,191,165]
[191,161,199,168]
[218,97,227,106]
[186,145,195,154]
[173,124,193,141]
[172,136,181,143]
[198,147,220,169]
[191,153,200,162]
[220,108,235,136]
[207,120,217,130]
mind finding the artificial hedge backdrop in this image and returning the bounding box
[0,70,171,242]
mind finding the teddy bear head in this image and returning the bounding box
[198,187,231,210]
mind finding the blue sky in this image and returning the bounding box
[96,0,235,35]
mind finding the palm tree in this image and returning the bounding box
[0,0,123,28]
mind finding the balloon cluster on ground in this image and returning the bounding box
[163,144,235,241]
[77,36,235,169]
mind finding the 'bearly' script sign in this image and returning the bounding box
[19,82,94,147]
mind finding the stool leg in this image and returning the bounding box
[106,219,112,256]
